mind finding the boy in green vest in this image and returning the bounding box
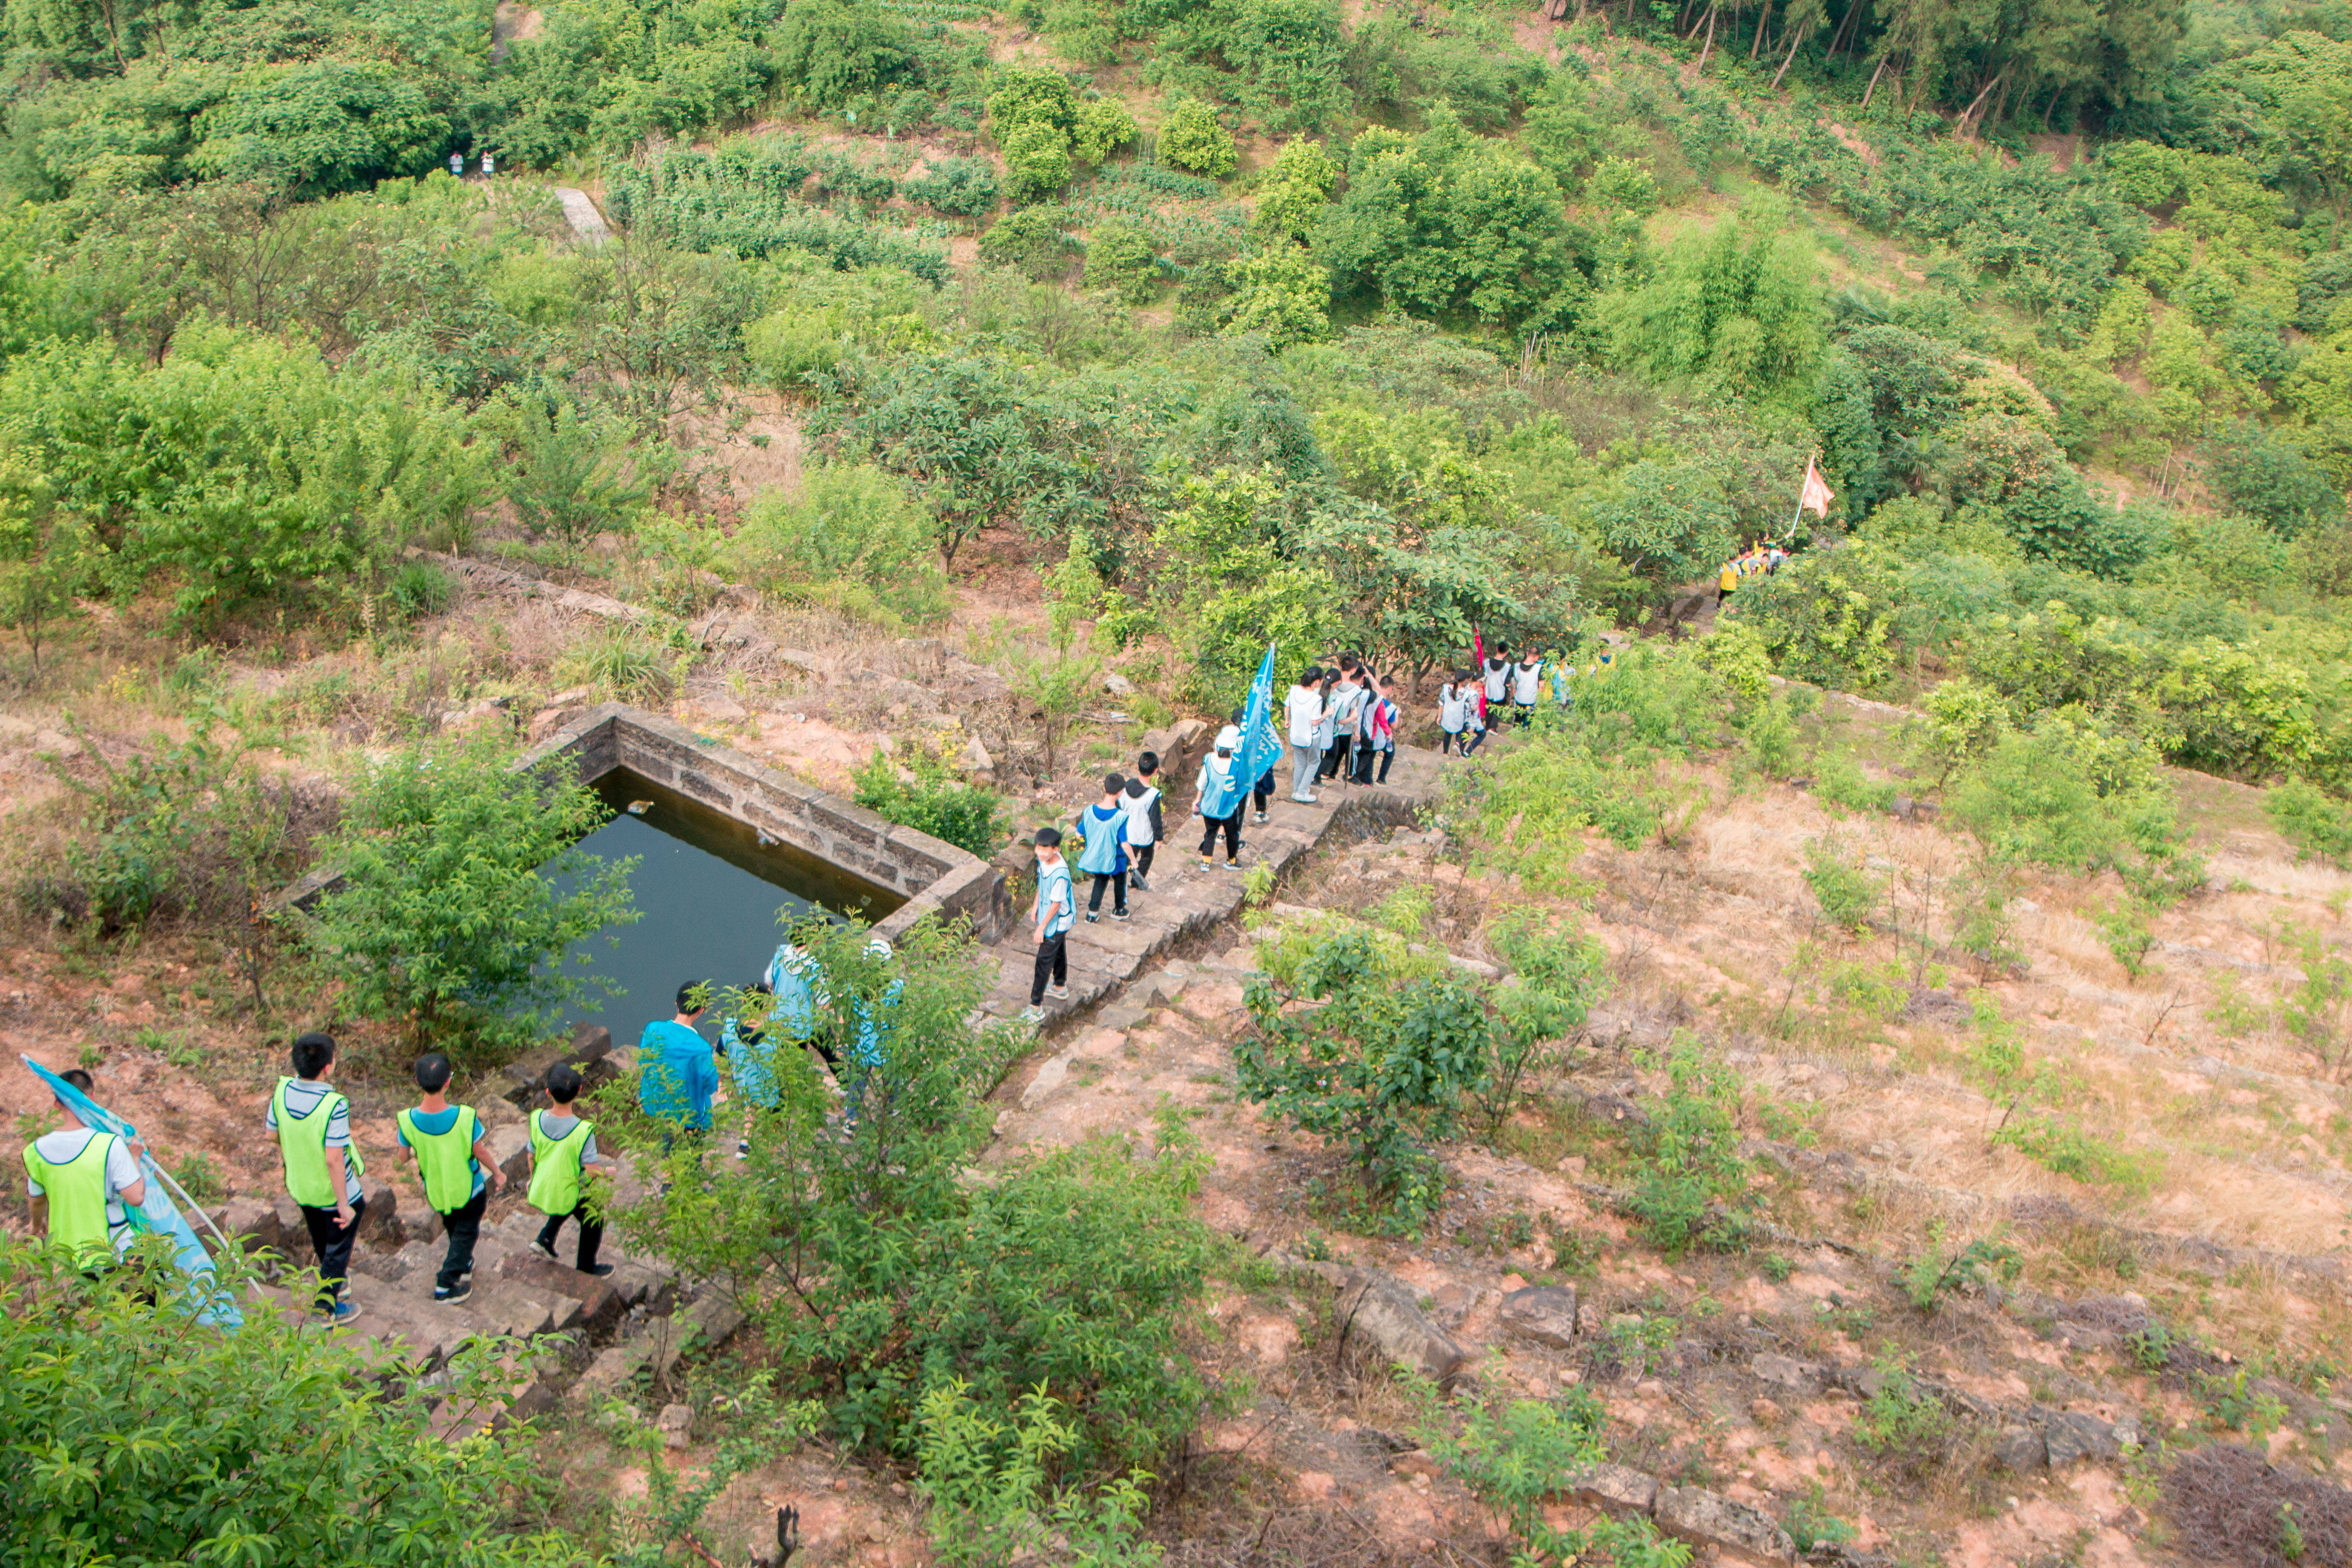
[525,1063,612,1276]
[394,1052,504,1304]
[23,1067,147,1268]
[268,1032,366,1326]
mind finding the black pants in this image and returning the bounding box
[1031,930,1068,1004]
[1087,870,1126,914]
[1441,729,1464,754]
[435,1186,487,1291]
[1462,727,1487,755]
[536,1202,604,1272]
[1132,843,1155,881]
[1375,747,1393,783]
[1253,771,1274,813]
[1350,741,1377,783]
[297,1195,364,1312]
[1320,735,1353,780]
[1199,812,1240,861]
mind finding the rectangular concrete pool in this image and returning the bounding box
[549,767,905,1044]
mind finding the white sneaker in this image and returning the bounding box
[1045,983,1070,1000]
[1020,1005,1045,1024]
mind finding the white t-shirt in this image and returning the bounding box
[1120,784,1160,847]
[1439,684,1467,732]
[24,1127,144,1248]
[1513,662,1542,704]
[1285,685,1324,747]
[1483,660,1510,702]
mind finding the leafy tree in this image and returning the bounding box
[2207,420,2344,539]
[304,735,638,1063]
[1611,198,1823,401]
[1158,95,1235,176]
[188,59,449,196]
[0,460,94,675]
[1071,96,1138,163]
[2236,31,2352,214]
[0,320,482,623]
[504,398,652,554]
[1587,459,1742,597]
[1220,243,1329,349]
[729,462,950,627]
[772,0,914,111]
[0,1243,579,1568]
[1000,119,1075,203]
[1252,136,1338,242]
[1314,111,1587,331]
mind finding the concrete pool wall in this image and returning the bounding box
[283,704,1012,947]
[523,704,1012,946]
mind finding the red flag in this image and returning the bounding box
[1799,455,1835,519]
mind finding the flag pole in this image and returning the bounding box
[1787,447,1821,540]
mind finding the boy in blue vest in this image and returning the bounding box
[267,1032,365,1326]
[394,1052,504,1305]
[526,1063,611,1275]
[1024,827,1074,1025]
[1073,773,1130,923]
[637,983,718,1148]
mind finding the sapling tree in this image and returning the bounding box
[1235,928,1496,1228]
[305,735,638,1062]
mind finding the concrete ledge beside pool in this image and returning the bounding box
[279,703,1012,948]
[523,704,1011,945]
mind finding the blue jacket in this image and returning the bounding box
[637,1019,718,1128]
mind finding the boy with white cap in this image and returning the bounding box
[1195,725,1244,870]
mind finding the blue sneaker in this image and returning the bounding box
[325,1299,363,1328]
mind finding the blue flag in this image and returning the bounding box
[21,1054,243,1327]
[1207,645,1281,819]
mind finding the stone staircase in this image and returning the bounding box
[977,745,1447,1026]
[214,1124,695,1431]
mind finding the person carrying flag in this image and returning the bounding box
[23,1067,147,1268]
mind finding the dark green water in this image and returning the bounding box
[550,769,903,1044]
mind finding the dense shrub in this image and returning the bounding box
[1158,96,1235,177]
[730,463,950,627]
[852,742,1006,856]
[772,0,915,110]
[613,920,1216,1471]
[900,156,1000,216]
[1082,222,1161,303]
[979,205,1081,280]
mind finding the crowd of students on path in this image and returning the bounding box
[20,943,916,1324]
[1717,539,1788,604]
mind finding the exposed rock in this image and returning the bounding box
[1498,1284,1579,1349]
[2055,1319,2121,1353]
[960,735,993,777]
[1102,671,1134,696]
[1750,1397,1784,1424]
[355,1182,398,1245]
[1286,1261,1470,1386]
[657,1402,695,1449]
[1570,1463,1657,1518]
[1654,1485,1797,1564]
[208,1197,283,1259]
[1991,1425,2047,1471]
[2037,1409,2121,1466]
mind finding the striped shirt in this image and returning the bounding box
[265,1078,363,1192]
